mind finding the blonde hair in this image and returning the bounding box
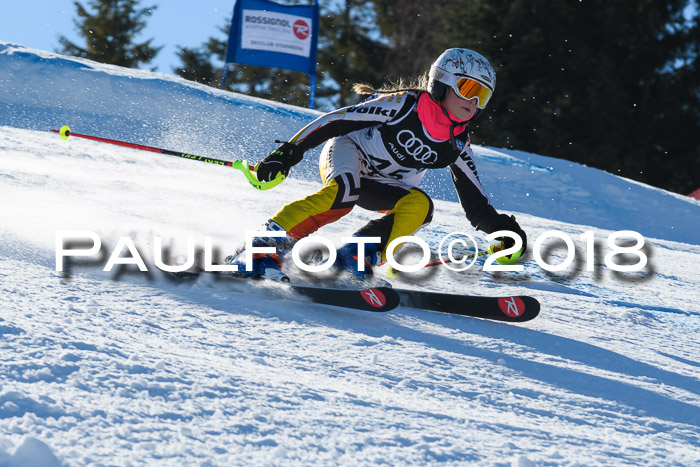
[352,74,429,96]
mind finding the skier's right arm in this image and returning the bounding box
[289,93,414,151]
[255,142,303,181]
[256,94,414,181]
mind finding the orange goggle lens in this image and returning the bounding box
[454,78,492,108]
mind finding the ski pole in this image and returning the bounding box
[51,126,285,191]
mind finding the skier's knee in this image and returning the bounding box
[327,173,360,210]
[399,188,434,227]
[271,174,359,239]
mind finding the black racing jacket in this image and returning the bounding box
[288,91,503,234]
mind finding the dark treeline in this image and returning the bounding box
[59,0,699,195]
[58,0,161,69]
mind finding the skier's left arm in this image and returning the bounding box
[450,146,527,254]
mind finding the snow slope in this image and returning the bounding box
[1,42,699,466]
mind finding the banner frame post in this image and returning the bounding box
[309,0,318,109]
[220,65,229,90]
[309,73,315,109]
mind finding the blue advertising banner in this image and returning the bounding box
[224,0,319,76]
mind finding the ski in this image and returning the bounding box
[165,269,400,313]
[300,248,539,322]
[395,288,540,322]
[161,267,537,319]
[289,283,400,312]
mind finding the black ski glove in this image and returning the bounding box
[492,214,527,254]
[256,142,304,182]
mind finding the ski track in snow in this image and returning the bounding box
[1,43,699,465]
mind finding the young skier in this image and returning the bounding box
[229,48,527,280]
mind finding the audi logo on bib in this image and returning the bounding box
[396,130,438,164]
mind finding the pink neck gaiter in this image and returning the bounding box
[416,93,467,140]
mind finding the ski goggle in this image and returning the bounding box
[453,77,493,108]
[430,66,494,109]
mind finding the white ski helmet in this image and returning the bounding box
[428,48,496,108]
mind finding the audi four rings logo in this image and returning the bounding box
[396,130,438,164]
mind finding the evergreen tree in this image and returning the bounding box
[58,0,161,69]
[173,27,226,89]
[173,46,217,86]
[317,0,391,107]
[371,0,447,80]
[174,21,315,107]
[435,0,699,194]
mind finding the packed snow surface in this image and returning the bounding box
[1,42,699,465]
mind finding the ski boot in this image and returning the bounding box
[336,241,382,283]
[225,221,293,282]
